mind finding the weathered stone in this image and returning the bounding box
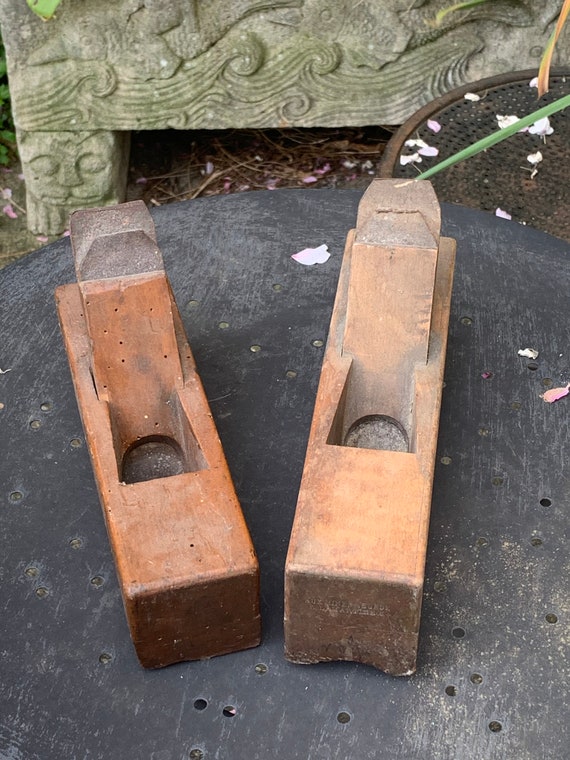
[0,0,566,234]
[16,129,129,234]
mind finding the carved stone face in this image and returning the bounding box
[18,130,128,234]
[19,131,123,207]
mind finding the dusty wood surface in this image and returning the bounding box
[56,201,260,668]
[285,179,456,675]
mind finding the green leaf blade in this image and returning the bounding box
[26,0,64,20]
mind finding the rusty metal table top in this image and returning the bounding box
[1,189,568,760]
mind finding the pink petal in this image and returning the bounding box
[496,114,520,129]
[291,244,330,266]
[302,175,318,184]
[205,161,214,175]
[135,177,148,184]
[541,384,570,403]
[495,208,512,220]
[314,163,331,175]
[529,117,553,137]
[400,153,422,166]
[529,76,538,88]
[464,93,480,102]
[518,348,538,359]
[62,230,70,237]
[2,204,17,219]
[36,235,49,243]
[1,187,12,200]
[481,371,493,379]
[418,145,439,157]
[427,119,442,133]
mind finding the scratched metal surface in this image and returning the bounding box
[1,190,568,760]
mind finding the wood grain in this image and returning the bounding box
[284,180,455,675]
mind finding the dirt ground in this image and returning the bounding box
[0,126,393,268]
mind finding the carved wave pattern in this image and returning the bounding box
[15,28,484,131]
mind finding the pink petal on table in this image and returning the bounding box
[427,119,442,133]
[302,175,318,184]
[541,383,570,403]
[518,348,539,359]
[1,187,12,200]
[2,204,17,219]
[495,208,512,220]
[529,76,538,88]
[464,92,480,101]
[481,371,493,379]
[405,138,428,149]
[418,145,439,157]
[400,152,422,166]
[36,235,49,243]
[527,151,543,166]
[62,229,70,237]
[496,114,520,129]
[291,244,330,266]
[314,163,331,175]
[529,117,553,137]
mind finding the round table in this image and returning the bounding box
[1,189,568,759]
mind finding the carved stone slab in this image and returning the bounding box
[284,179,455,675]
[55,200,261,668]
[0,0,566,234]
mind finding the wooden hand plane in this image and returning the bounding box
[56,201,260,668]
[284,179,455,675]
